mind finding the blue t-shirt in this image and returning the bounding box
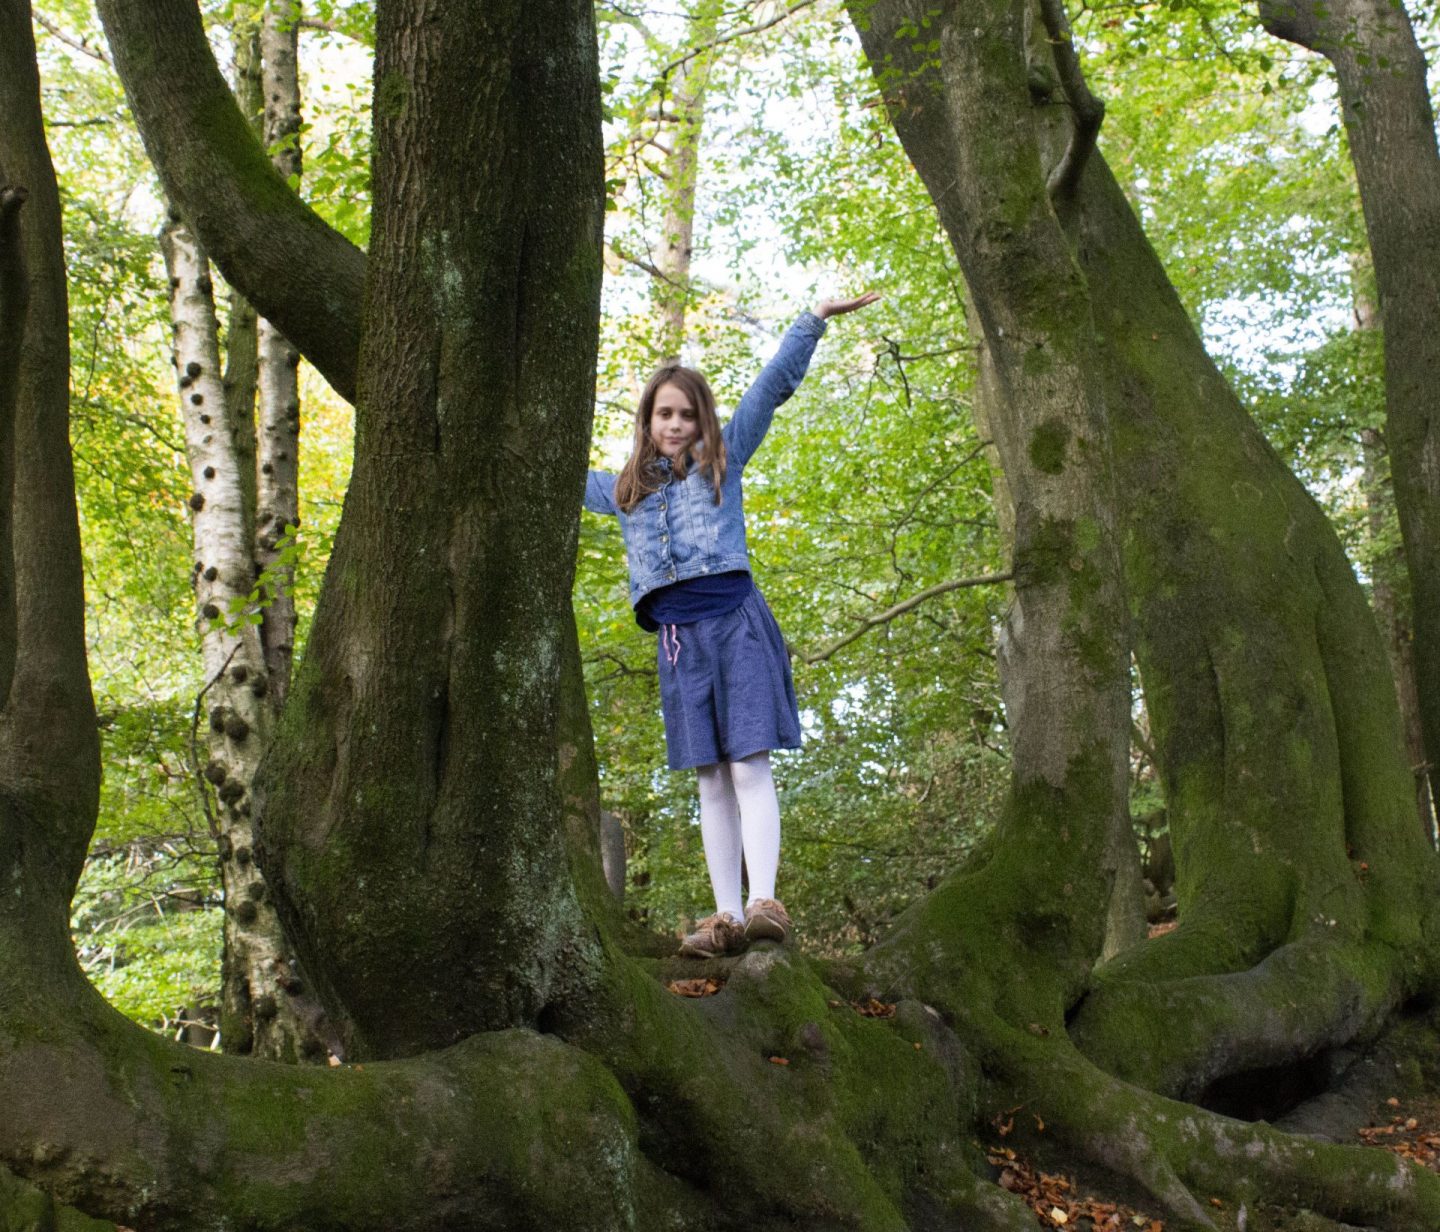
[636,570,753,632]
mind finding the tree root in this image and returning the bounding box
[1069,933,1401,1100]
[981,1031,1440,1232]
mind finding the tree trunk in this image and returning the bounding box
[153,3,322,1063]
[247,0,609,1059]
[1260,0,1440,826]
[849,0,1440,1190]
[0,183,24,706]
[160,215,326,1062]
[652,0,723,364]
[1351,259,1433,846]
[254,1,303,705]
[847,0,1140,997]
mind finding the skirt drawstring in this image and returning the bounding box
[662,623,682,668]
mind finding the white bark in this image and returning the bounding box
[163,217,320,1059]
[255,0,302,705]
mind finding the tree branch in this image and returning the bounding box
[32,14,110,64]
[795,571,1013,665]
[1038,0,1104,200]
[660,0,820,79]
[96,0,365,402]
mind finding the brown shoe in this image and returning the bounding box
[744,898,792,944]
[679,911,745,959]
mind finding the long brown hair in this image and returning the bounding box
[614,365,727,513]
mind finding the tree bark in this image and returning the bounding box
[847,0,1140,999]
[651,1,723,364]
[1260,0,1440,826]
[161,214,326,1062]
[0,182,25,706]
[1355,254,1433,843]
[249,0,609,1059]
[254,1,303,705]
[0,0,100,932]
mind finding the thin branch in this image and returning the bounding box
[33,14,111,64]
[606,239,669,283]
[295,17,372,47]
[795,572,1014,665]
[660,0,820,78]
[1039,0,1104,200]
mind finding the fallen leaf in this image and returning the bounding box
[667,977,724,998]
[768,1055,789,1066]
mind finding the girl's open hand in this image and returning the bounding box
[814,291,881,320]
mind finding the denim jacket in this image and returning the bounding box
[585,312,827,607]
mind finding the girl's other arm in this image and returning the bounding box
[583,469,619,516]
[724,293,880,469]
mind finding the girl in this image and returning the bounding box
[584,293,879,958]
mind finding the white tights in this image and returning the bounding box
[695,752,781,921]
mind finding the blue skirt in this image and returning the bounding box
[654,587,801,770]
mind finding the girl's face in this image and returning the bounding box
[649,382,700,459]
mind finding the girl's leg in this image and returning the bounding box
[729,751,781,904]
[696,761,745,920]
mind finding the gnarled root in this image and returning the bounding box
[981,1030,1440,1231]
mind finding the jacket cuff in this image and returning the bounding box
[793,310,827,339]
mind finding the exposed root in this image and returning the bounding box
[983,1032,1440,1232]
[1070,934,1397,1101]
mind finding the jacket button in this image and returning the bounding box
[661,534,668,543]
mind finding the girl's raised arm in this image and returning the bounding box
[724,293,880,470]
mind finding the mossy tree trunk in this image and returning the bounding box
[2,0,1440,1229]
[244,0,611,1059]
[1259,0,1440,823]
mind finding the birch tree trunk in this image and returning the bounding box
[161,217,323,1061]
[254,1,303,705]
[156,1,320,1061]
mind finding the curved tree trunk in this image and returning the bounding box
[1260,0,1440,823]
